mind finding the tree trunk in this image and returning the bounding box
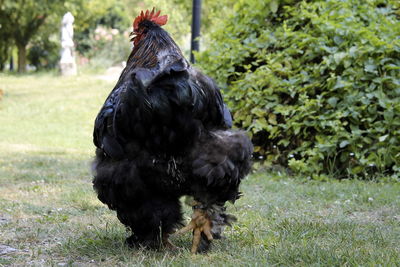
[10,55,14,71]
[17,44,27,73]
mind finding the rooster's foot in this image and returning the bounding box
[174,203,213,253]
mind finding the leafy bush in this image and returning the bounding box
[82,26,131,69]
[73,1,130,55]
[197,0,400,179]
[28,36,60,70]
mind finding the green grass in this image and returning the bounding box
[0,73,399,266]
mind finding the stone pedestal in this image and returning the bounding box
[60,62,77,76]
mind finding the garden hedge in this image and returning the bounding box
[197,0,400,179]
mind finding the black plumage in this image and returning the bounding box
[92,12,253,252]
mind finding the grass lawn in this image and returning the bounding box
[0,73,399,266]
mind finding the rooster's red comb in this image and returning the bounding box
[133,8,168,31]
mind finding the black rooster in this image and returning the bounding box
[92,9,253,253]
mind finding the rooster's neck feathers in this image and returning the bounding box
[127,23,186,71]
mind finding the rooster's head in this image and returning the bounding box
[131,8,168,46]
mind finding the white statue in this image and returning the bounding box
[60,12,77,75]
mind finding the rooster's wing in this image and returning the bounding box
[93,58,231,159]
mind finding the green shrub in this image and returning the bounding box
[197,0,400,179]
[27,36,60,70]
[83,26,131,69]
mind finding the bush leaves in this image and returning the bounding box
[198,0,400,179]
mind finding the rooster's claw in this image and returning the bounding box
[174,206,213,253]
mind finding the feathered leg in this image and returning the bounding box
[93,150,184,250]
[117,197,183,250]
[177,130,253,253]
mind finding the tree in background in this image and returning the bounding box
[0,0,68,72]
[0,0,237,72]
[65,0,129,55]
[0,0,125,72]
[0,21,13,70]
[60,0,237,68]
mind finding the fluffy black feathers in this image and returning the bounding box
[92,17,252,251]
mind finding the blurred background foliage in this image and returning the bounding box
[0,0,399,180]
[0,0,232,71]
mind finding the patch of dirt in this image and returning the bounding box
[348,207,400,224]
